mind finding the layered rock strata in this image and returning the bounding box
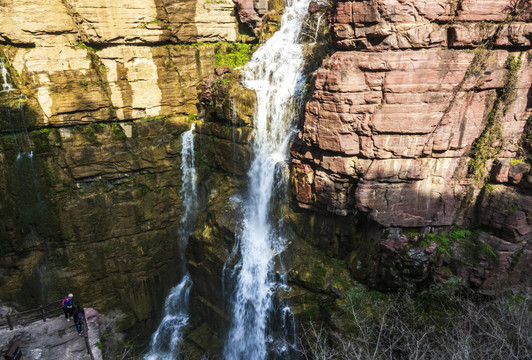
[0,0,238,46]
[0,114,195,333]
[1,0,531,357]
[290,0,532,291]
[0,0,244,340]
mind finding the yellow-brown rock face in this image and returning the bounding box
[0,0,237,46]
[6,45,214,124]
[0,0,241,337]
[0,0,240,126]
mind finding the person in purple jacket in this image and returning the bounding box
[62,293,74,321]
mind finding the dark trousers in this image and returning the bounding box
[75,323,83,334]
[63,307,73,319]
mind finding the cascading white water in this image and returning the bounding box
[145,275,193,360]
[1,59,14,92]
[311,13,325,45]
[145,124,197,360]
[223,0,311,357]
[176,124,198,249]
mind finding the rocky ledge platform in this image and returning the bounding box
[0,308,103,360]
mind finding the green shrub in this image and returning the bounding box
[77,41,96,51]
[215,43,255,69]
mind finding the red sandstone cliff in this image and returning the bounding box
[290,0,532,291]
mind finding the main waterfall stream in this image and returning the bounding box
[224,0,311,357]
[145,124,197,360]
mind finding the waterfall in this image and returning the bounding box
[311,13,325,45]
[145,123,197,360]
[223,0,311,357]
[1,58,14,92]
[176,124,198,251]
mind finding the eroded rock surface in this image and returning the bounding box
[1,0,532,357]
[0,0,238,46]
[0,0,246,339]
[290,0,532,291]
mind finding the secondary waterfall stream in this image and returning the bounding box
[145,124,197,360]
[224,0,311,357]
[1,59,14,92]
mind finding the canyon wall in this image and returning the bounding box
[1,0,531,357]
[0,0,242,339]
[290,0,532,291]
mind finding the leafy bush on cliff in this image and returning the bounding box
[214,43,255,69]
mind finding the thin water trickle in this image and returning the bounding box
[311,12,325,45]
[1,58,14,92]
[223,0,311,357]
[145,124,197,360]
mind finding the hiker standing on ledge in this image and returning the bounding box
[73,305,85,335]
[62,293,74,321]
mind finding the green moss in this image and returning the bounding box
[309,263,327,291]
[501,55,522,107]
[43,163,60,189]
[83,128,96,140]
[94,80,109,90]
[30,127,58,154]
[468,54,522,182]
[468,105,503,181]
[73,124,100,141]
[422,229,496,264]
[0,98,40,131]
[195,147,209,168]
[424,233,451,256]
[135,115,171,123]
[31,128,50,135]
[213,77,230,88]
[111,123,126,140]
[139,18,168,28]
[77,41,96,52]
[464,47,490,78]
[510,158,525,166]
[214,43,255,69]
